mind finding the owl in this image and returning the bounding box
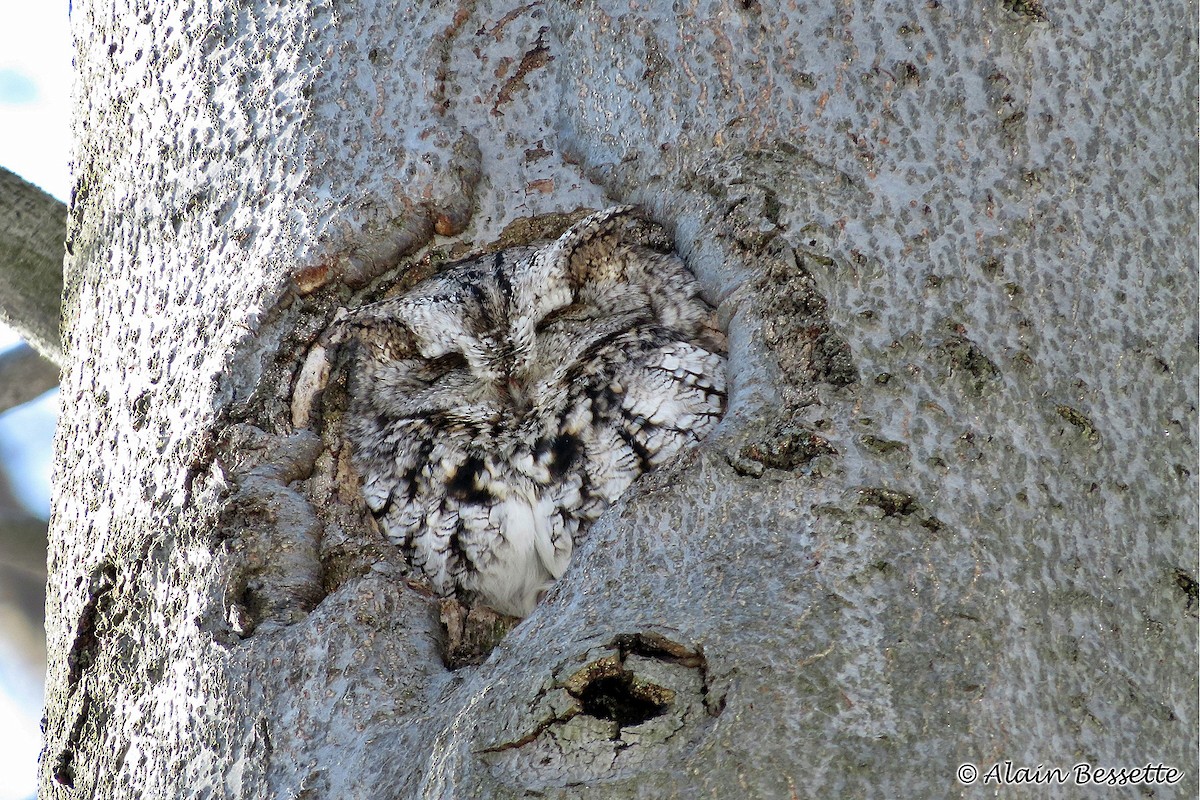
[337,207,726,616]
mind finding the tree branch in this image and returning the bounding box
[0,167,66,365]
[0,342,59,414]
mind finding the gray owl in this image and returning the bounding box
[338,207,726,616]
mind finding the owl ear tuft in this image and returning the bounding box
[332,303,420,362]
[543,206,643,288]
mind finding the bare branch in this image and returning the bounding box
[0,167,66,365]
[0,342,58,415]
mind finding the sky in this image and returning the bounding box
[0,2,72,200]
[0,2,71,797]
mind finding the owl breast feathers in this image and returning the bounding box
[338,206,726,616]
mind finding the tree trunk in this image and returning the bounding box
[41,1,1197,798]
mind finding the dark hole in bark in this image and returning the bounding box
[578,673,671,726]
[53,750,75,787]
[1174,567,1198,612]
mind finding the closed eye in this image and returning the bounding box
[429,352,468,370]
[536,303,595,332]
[419,352,469,381]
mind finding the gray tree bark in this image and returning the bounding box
[41,1,1197,798]
[0,167,64,414]
[0,167,65,365]
[0,342,59,414]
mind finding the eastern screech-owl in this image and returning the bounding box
[338,207,726,616]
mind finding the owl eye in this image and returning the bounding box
[536,303,593,331]
[430,352,468,371]
[419,352,469,381]
[427,352,468,374]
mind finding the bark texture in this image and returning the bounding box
[42,1,1197,798]
[0,166,66,364]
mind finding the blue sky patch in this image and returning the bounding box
[0,70,39,105]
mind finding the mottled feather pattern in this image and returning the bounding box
[339,207,726,616]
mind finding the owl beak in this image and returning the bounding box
[507,376,530,414]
